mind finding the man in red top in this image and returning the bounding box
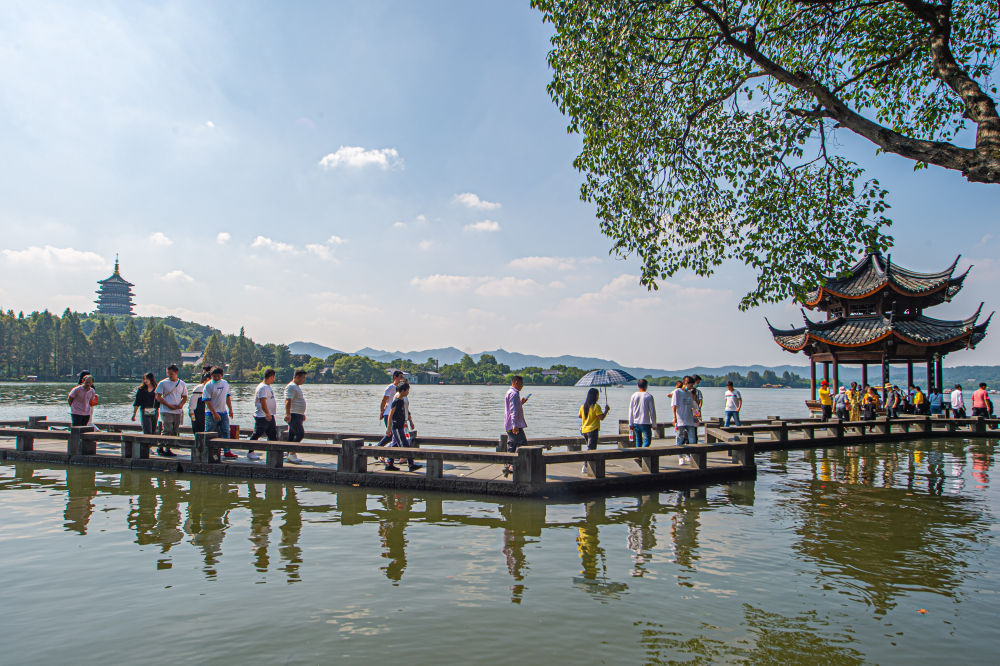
[972,383,991,418]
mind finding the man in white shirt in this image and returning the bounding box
[628,379,656,447]
[247,368,278,461]
[376,370,406,446]
[154,363,188,457]
[672,375,698,463]
[951,384,966,418]
[723,381,743,426]
[203,366,237,459]
[284,369,308,463]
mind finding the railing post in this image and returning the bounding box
[339,438,367,473]
[124,434,150,459]
[15,432,34,451]
[691,447,708,470]
[641,452,659,474]
[655,424,666,439]
[975,416,986,434]
[68,425,96,456]
[426,457,444,478]
[27,415,47,430]
[266,448,284,468]
[583,456,606,478]
[497,434,508,453]
[193,432,219,463]
[513,446,545,491]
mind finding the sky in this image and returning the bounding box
[0,1,997,369]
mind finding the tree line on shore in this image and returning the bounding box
[0,309,812,388]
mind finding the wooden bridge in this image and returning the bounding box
[1,413,995,497]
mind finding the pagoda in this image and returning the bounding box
[94,256,135,316]
[767,252,991,402]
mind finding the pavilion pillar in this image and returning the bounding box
[881,357,889,404]
[907,362,914,390]
[861,363,868,387]
[935,354,943,392]
[823,362,830,384]
[832,356,840,391]
[926,360,933,393]
[810,358,817,401]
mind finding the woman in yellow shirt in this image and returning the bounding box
[579,388,609,451]
[847,382,862,421]
[862,386,880,420]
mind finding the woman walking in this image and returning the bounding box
[131,373,159,434]
[862,386,880,420]
[67,372,98,427]
[578,388,609,471]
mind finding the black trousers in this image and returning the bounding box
[821,405,832,421]
[505,429,528,453]
[71,414,90,427]
[582,430,599,450]
[250,416,278,441]
[288,413,305,442]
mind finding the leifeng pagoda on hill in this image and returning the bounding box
[767,252,991,402]
[94,256,135,316]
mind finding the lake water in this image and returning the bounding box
[2,383,999,663]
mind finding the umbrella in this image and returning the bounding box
[575,368,637,404]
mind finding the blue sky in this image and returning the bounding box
[0,1,997,369]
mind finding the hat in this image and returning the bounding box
[839,386,846,393]
[820,379,829,386]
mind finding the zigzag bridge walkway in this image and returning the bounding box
[1,414,997,497]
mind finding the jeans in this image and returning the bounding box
[725,411,742,427]
[675,425,697,445]
[206,412,231,452]
[505,429,528,453]
[631,424,652,447]
[582,430,599,450]
[250,416,278,441]
[140,410,159,435]
[287,413,305,442]
[377,416,392,446]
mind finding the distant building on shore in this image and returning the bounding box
[94,255,136,316]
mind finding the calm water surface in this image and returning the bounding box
[2,384,999,664]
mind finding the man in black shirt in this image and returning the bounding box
[384,383,421,472]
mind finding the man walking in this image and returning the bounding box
[384,383,421,472]
[951,384,966,418]
[972,383,990,418]
[724,381,743,426]
[154,364,187,457]
[284,369,307,464]
[503,375,530,475]
[203,367,237,459]
[247,368,278,461]
[690,374,704,423]
[672,376,697,464]
[628,379,656,448]
[377,370,406,447]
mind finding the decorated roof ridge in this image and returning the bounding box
[803,251,964,306]
[97,255,134,287]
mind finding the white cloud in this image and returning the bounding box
[548,280,566,289]
[251,235,296,253]
[418,240,434,250]
[162,269,193,283]
[416,214,427,223]
[475,277,539,298]
[204,120,215,129]
[0,245,110,271]
[453,192,501,210]
[306,243,332,260]
[509,256,578,271]
[318,146,403,170]
[326,235,347,245]
[149,232,172,246]
[392,221,407,229]
[410,274,477,292]
[463,219,500,233]
[216,232,231,244]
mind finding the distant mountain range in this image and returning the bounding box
[288,341,1000,385]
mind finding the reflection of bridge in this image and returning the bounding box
[3,435,993,613]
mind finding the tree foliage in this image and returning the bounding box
[532,0,1000,307]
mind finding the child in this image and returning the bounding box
[385,383,422,472]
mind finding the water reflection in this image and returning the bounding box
[1,439,996,609]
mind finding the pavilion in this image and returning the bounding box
[767,252,991,401]
[94,256,136,316]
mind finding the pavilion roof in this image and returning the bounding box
[803,252,966,307]
[767,306,991,353]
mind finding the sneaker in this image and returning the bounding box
[162,448,177,458]
[247,452,261,461]
[502,465,512,477]
[581,464,588,474]
[408,464,423,471]
[223,450,238,459]
[384,463,400,471]
[286,453,303,464]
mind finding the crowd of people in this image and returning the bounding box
[816,380,995,421]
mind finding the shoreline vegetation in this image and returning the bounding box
[0,308,948,389]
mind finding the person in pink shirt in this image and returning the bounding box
[972,383,990,418]
[68,373,97,426]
